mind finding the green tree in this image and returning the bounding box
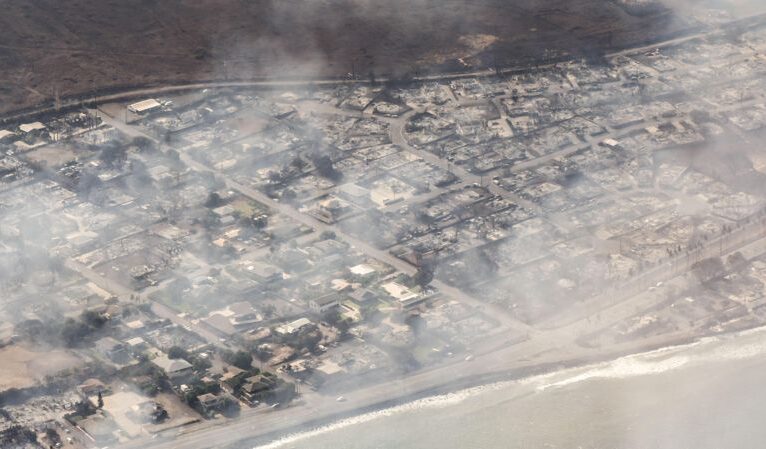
[192,356,212,372]
[223,350,253,370]
[61,318,91,347]
[413,263,435,288]
[204,192,224,208]
[167,346,189,360]
[81,310,107,328]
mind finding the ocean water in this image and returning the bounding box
[255,327,766,449]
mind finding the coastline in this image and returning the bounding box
[211,323,766,449]
[7,9,766,449]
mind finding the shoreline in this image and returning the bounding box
[214,323,763,449]
[8,9,766,449]
[120,215,766,449]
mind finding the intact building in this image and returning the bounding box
[128,99,162,114]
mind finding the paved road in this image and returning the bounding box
[103,102,766,449]
[95,104,536,336]
[108,152,766,449]
[114,212,766,449]
[65,246,228,349]
[78,13,766,448]
[178,131,535,335]
[7,10,764,124]
[315,92,766,335]
[117,222,766,449]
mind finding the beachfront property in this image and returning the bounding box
[5,12,766,446]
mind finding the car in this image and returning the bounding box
[336,396,346,402]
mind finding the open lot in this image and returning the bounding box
[0,344,82,390]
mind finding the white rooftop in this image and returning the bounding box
[349,264,376,276]
[125,337,145,347]
[153,355,192,373]
[276,317,312,335]
[128,98,162,113]
[382,282,419,302]
[19,122,46,133]
[125,320,145,329]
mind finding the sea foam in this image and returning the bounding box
[255,325,766,448]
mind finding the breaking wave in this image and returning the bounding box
[528,326,766,391]
[254,325,766,448]
[253,381,513,449]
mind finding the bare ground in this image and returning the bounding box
[0,344,83,390]
[0,0,694,115]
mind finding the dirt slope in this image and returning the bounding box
[0,0,691,114]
